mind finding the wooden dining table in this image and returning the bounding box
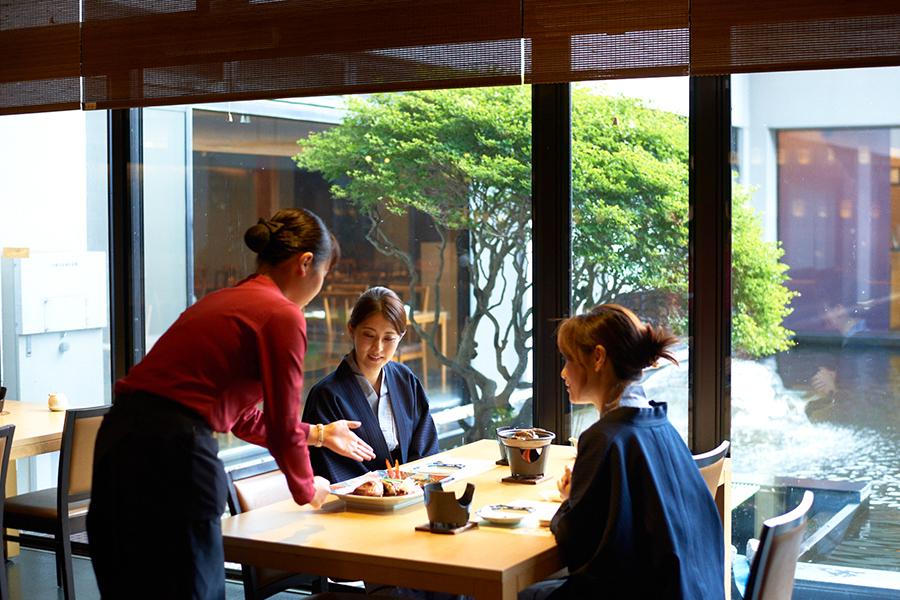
[0,399,67,462]
[222,439,570,600]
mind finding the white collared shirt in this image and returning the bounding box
[346,352,399,451]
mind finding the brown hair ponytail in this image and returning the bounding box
[556,304,679,385]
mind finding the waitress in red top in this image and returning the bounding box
[87,208,375,600]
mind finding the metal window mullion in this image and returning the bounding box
[688,75,732,453]
[532,83,572,437]
[108,108,145,385]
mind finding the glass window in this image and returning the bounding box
[141,89,534,465]
[0,109,110,492]
[569,78,690,442]
[731,67,900,576]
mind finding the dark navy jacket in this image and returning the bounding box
[302,359,440,483]
[549,402,726,600]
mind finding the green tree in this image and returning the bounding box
[571,88,689,325]
[732,181,798,357]
[295,87,533,440]
[295,86,795,439]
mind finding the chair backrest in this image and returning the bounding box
[744,490,814,600]
[0,424,16,511]
[227,458,291,515]
[60,405,112,502]
[693,439,730,498]
[0,423,13,600]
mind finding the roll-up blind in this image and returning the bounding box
[81,0,522,110]
[524,0,690,84]
[0,1,81,116]
[691,0,900,75]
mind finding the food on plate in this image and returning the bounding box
[382,480,401,496]
[509,428,548,440]
[398,478,419,495]
[351,480,384,497]
[350,476,421,498]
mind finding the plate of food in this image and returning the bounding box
[477,504,536,524]
[331,475,425,511]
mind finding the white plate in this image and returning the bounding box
[334,487,424,511]
[477,504,536,524]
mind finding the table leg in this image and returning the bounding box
[4,462,19,558]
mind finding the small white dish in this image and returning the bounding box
[48,405,70,412]
[539,490,562,503]
[477,504,536,524]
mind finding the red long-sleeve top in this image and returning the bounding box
[115,274,315,505]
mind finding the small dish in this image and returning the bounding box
[49,405,70,412]
[539,489,562,503]
[477,504,536,524]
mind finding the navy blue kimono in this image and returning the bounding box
[302,359,440,483]
[548,402,725,600]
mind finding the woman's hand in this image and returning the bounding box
[557,465,572,501]
[307,475,332,509]
[322,420,376,462]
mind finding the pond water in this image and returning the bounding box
[741,345,900,571]
[643,342,900,572]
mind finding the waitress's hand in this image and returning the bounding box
[557,465,572,501]
[323,420,376,462]
[307,475,332,509]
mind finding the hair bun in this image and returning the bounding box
[244,219,284,253]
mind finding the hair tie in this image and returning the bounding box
[244,218,285,254]
[258,218,284,236]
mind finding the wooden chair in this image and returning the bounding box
[395,285,431,388]
[0,424,15,600]
[742,490,814,600]
[693,439,730,498]
[4,405,110,600]
[226,459,364,600]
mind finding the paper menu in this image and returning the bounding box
[408,457,497,484]
[507,499,560,527]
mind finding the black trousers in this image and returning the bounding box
[87,392,228,600]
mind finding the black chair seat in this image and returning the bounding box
[6,488,90,523]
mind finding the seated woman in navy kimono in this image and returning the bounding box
[303,286,440,483]
[520,304,725,600]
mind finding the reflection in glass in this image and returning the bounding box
[0,109,110,491]
[731,67,900,574]
[569,79,690,442]
[145,90,536,461]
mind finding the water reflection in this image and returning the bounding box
[736,345,900,571]
[640,345,900,571]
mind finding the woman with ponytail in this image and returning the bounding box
[88,208,376,600]
[520,304,725,600]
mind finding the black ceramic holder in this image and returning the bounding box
[416,482,477,534]
[495,426,513,465]
[499,428,556,482]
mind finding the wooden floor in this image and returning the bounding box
[3,548,305,600]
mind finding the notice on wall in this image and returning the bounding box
[2,248,29,258]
